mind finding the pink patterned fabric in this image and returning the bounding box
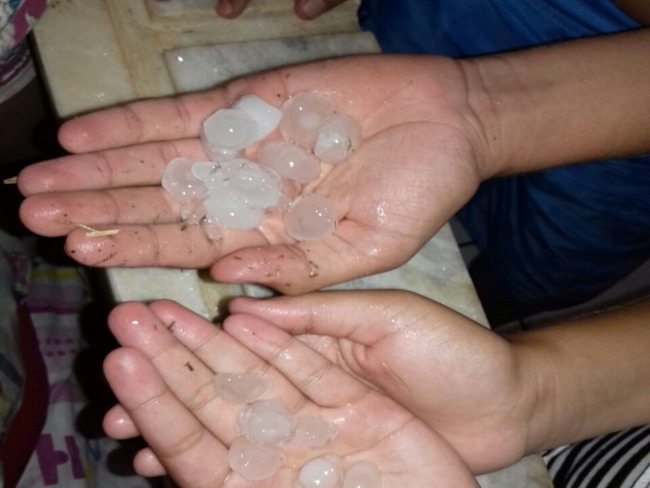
[0,0,48,99]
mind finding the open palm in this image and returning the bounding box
[103,299,480,487]
[227,290,535,475]
[18,55,486,294]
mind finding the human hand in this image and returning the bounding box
[227,290,537,474]
[102,299,480,487]
[216,0,350,20]
[18,55,487,294]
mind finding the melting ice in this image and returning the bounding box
[162,92,361,239]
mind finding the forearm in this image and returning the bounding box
[511,296,650,454]
[461,27,650,178]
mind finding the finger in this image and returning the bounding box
[107,302,240,439]
[210,219,401,294]
[57,78,286,154]
[147,300,305,409]
[108,301,304,435]
[228,290,419,343]
[60,222,273,268]
[294,0,350,19]
[216,0,250,18]
[103,347,229,487]
[222,313,420,449]
[56,55,382,155]
[16,139,201,196]
[20,188,178,237]
[103,404,139,439]
[133,448,167,478]
[223,312,369,408]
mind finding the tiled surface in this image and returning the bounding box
[165,32,379,92]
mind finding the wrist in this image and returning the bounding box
[459,28,650,179]
[509,298,650,455]
[510,334,576,456]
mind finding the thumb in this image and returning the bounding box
[295,0,351,20]
[227,289,430,343]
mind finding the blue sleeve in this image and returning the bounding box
[358,0,639,56]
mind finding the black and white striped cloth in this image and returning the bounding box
[543,424,650,487]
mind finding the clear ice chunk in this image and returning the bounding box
[280,91,334,149]
[161,157,207,201]
[212,372,269,404]
[164,92,362,235]
[314,113,362,164]
[232,94,283,142]
[191,159,283,230]
[292,416,337,448]
[203,195,264,230]
[179,199,206,224]
[201,108,258,155]
[200,221,223,240]
[298,455,343,488]
[201,139,243,162]
[190,161,220,181]
[257,139,321,183]
[284,194,337,241]
[237,399,296,446]
[224,160,283,209]
[228,435,285,481]
[343,462,382,488]
[193,159,283,209]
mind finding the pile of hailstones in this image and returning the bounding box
[162,91,363,240]
[214,372,382,486]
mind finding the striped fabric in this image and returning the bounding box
[543,425,650,488]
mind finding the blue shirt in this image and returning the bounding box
[359,0,649,316]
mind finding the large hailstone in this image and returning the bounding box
[298,455,344,488]
[161,157,207,201]
[200,109,256,162]
[314,113,362,164]
[192,159,283,230]
[228,436,285,481]
[284,194,337,241]
[201,95,282,162]
[280,91,334,149]
[257,139,321,183]
[343,461,382,488]
[292,415,337,448]
[232,94,283,141]
[212,372,269,404]
[237,399,296,446]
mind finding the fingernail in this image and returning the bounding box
[218,0,233,17]
[300,0,327,19]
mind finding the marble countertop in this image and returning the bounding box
[32,1,553,486]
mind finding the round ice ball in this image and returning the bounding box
[314,113,362,164]
[280,91,334,149]
[201,138,243,163]
[193,159,283,210]
[179,199,206,224]
[161,157,207,201]
[237,400,296,446]
[298,455,343,488]
[213,372,269,404]
[284,194,337,241]
[293,416,337,448]
[232,94,283,142]
[228,436,285,481]
[222,160,283,209]
[201,108,258,152]
[203,196,264,230]
[343,461,382,488]
[257,139,321,184]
